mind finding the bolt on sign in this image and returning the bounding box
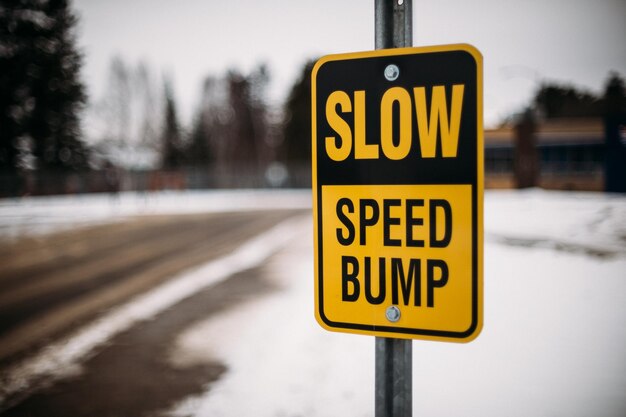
[312,44,483,342]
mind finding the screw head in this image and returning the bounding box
[385,306,401,322]
[384,64,400,81]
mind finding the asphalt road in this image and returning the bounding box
[0,208,307,416]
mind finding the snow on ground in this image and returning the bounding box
[167,217,376,417]
[1,189,625,416]
[165,189,626,417]
[486,189,626,257]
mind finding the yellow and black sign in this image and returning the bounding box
[312,44,483,342]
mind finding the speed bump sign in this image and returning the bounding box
[312,44,483,342]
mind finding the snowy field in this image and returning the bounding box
[1,189,625,416]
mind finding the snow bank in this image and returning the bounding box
[485,188,626,257]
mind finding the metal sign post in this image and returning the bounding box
[374,1,412,416]
[312,0,483,415]
[375,0,412,49]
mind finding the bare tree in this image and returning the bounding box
[86,56,162,168]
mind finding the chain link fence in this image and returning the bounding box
[0,162,312,198]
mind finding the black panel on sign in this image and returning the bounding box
[315,50,478,186]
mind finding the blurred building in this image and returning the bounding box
[485,118,607,191]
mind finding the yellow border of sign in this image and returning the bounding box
[311,44,483,343]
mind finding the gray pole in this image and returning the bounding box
[374,1,413,417]
[375,337,412,416]
[375,0,412,49]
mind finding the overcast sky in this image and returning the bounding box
[73,0,626,128]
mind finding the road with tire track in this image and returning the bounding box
[0,208,307,416]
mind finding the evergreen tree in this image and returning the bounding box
[603,72,626,118]
[0,0,88,173]
[248,63,270,157]
[160,78,183,169]
[188,111,212,166]
[226,70,257,166]
[187,77,219,167]
[282,60,315,162]
[533,83,602,119]
[603,72,626,193]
